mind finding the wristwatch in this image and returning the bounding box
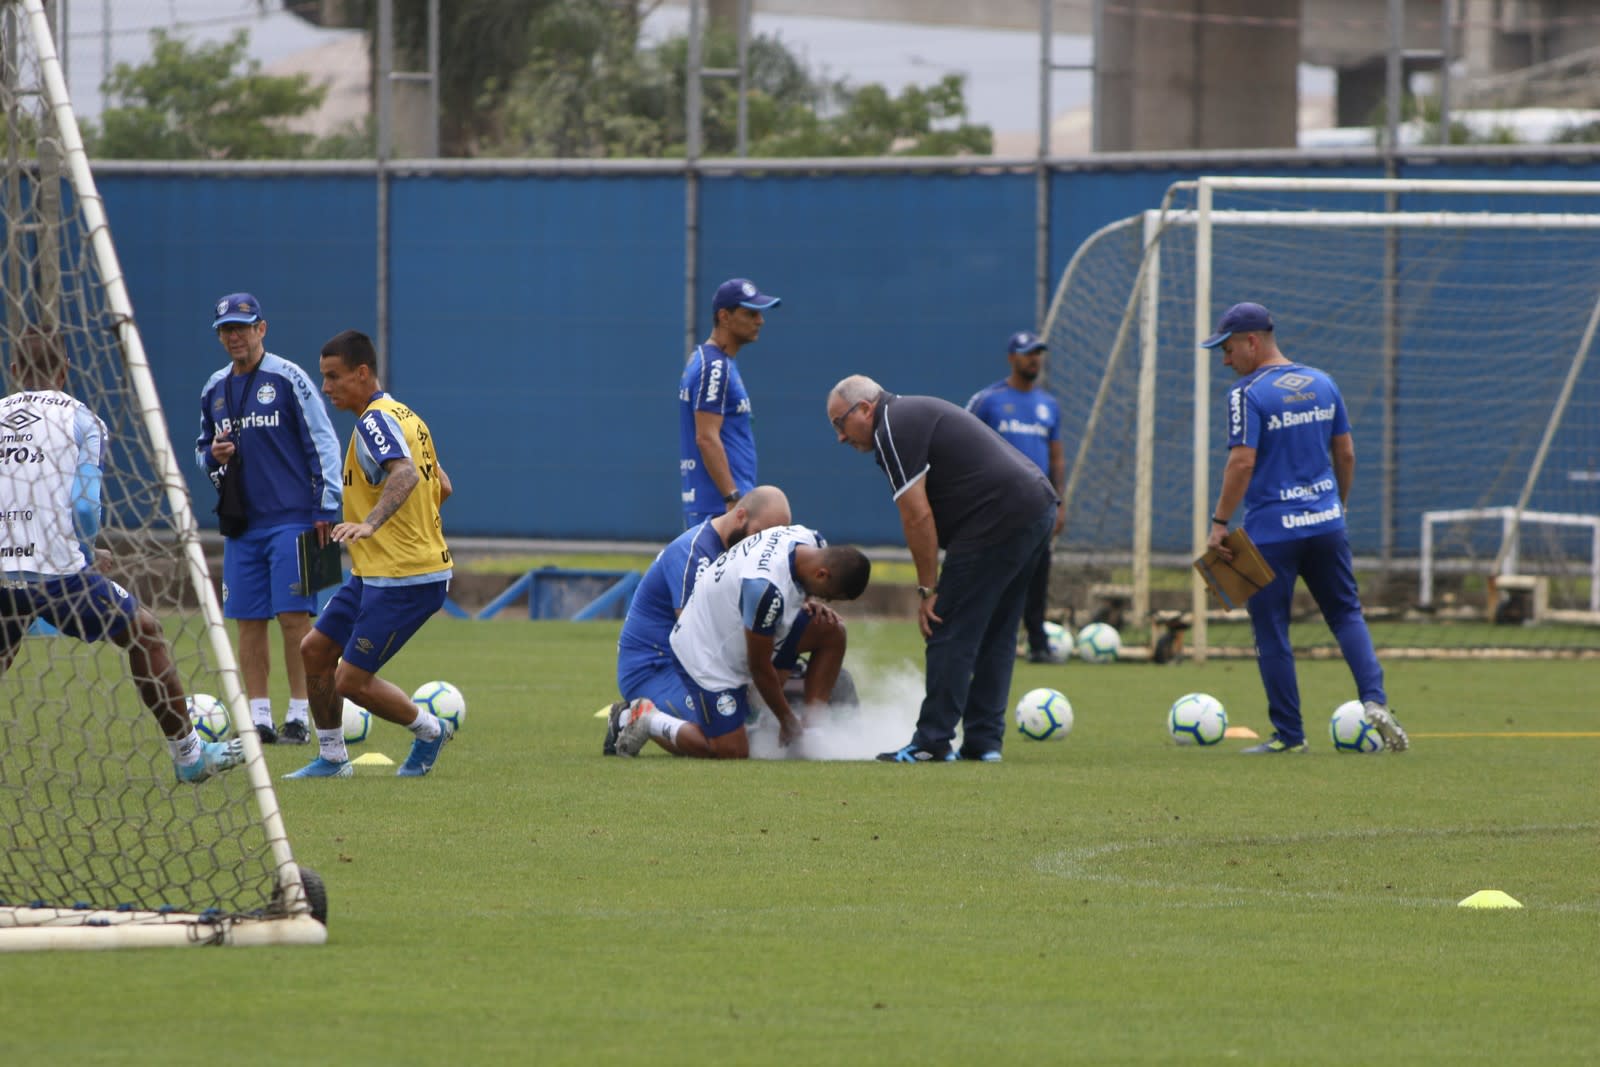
[723,491,740,504]
[917,585,938,600]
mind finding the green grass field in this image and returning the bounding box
[2,618,1597,1065]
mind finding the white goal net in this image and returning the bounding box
[0,0,323,949]
[1043,175,1600,661]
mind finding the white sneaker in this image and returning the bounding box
[614,699,657,758]
[1363,701,1409,752]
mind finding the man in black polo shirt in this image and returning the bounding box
[827,374,1058,762]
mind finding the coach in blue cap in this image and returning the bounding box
[966,330,1067,662]
[196,292,342,747]
[1201,301,1409,755]
[678,277,782,528]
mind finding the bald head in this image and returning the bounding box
[737,485,792,531]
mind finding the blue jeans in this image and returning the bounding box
[914,505,1054,755]
[1247,530,1387,745]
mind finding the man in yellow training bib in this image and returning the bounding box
[286,329,456,780]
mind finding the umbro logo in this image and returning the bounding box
[0,410,42,432]
[1275,372,1314,392]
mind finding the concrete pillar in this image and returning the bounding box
[1095,0,1298,151]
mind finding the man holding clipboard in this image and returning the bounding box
[1202,302,1408,754]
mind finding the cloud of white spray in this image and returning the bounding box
[746,661,932,761]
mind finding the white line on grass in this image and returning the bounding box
[1036,823,1600,912]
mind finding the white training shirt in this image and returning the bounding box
[0,388,104,578]
[669,524,820,693]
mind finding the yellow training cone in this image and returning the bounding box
[1458,890,1523,909]
[351,752,395,767]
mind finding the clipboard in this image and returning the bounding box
[297,531,345,595]
[1193,528,1276,610]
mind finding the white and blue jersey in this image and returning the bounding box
[678,342,755,519]
[616,519,726,690]
[196,351,341,529]
[965,381,1060,476]
[1226,363,1351,545]
[670,524,820,694]
[0,388,107,577]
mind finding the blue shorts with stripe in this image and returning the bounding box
[315,576,446,673]
[222,522,317,619]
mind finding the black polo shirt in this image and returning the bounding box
[869,391,1058,550]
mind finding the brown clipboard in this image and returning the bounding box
[1193,528,1276,610]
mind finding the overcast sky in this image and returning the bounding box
[54,1,1331,139]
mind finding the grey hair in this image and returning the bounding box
[829,374,882,407]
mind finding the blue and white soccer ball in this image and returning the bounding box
[412,680,466,733]
[1330,700,1383,753]
[187,693,232,742]
[342,698,372,744]
[1075,621,1121,664]
[1043,620,1074,661]
[1015,687,1073,741]
[1167,692,1227,746]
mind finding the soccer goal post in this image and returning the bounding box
[1043,174,1600,662]
[0,0,324,950]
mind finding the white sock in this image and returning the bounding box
[286,698,310,725]
[170,729,203,764]
[250,698,273,727]
[649,712,684,746]
[317,728,349,764]
[407,710,442,742]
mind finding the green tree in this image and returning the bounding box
[87,30,330,160]
[491,18,991,159]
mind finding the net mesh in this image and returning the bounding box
[1043,180,1600,656]
[1,2,284,930]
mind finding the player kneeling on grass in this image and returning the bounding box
[607,485,794,755]
[285,330,455,780]
[0,329,243,784]
[614,525,871,759]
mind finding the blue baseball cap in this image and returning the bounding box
[712,278,781,314]
[212,293,264,328]
[1007,330,1047,355]
[1200,302,1273,348]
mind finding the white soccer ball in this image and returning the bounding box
[412,680,466,733]
[1329,700,1383,754]
[342,699,372,744]
[1075,621,1121,664]
[1043,620,1074,661]
[1168,692,1228,746]
[187,693,231,742]
[1015,687,1073,741]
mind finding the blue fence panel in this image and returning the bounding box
[386,173,685,539]
[79,155,1600,553]
[100,171,376,524]
[697,170,1038,546]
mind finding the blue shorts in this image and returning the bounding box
[617,651,696,719]
[1,572,138,652]
[223,523,316,619]
[679,673,751,739]
[314,576,447,673]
